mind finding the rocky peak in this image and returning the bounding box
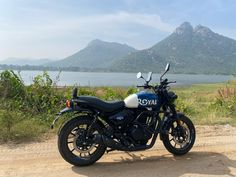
[87,39,105,47]
[174,22,193,35]
[194,25,214,37]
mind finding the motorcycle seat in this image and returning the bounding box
[75,96,124,113]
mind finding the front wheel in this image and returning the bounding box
[58,116,106,166]
[162,114,196,155]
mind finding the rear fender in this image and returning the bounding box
[50,106,94,129]
[57,115,106,136]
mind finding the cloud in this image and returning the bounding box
[67,11,174,32]
[0,11,174,33]
[0,11,173,59]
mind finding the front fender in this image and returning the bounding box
[160,112,185,140]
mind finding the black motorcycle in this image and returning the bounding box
[51,63,196,166]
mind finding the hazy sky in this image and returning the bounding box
[1,0,236,60]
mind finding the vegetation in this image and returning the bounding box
[0,70,235,143]
[174,82,236,125]
[0,64,115,72]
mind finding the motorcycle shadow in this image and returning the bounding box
[71,151,236,177]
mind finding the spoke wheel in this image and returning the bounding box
[67,125,100,158]
[162,115,196,155]
[58,116,106,166]
[168,120,191,150]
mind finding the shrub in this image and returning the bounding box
[175,98,195,115]
[0,70,25,100]
[211,86,236,116]
[23,72,64,114]
[0,112,48,142]
[0,71,64,142]
[126,87,138,96]
[78,87,95,96]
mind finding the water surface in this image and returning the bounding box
[1,70,234,87]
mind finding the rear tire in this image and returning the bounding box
[162,115,195,155]
[58,116,106,166]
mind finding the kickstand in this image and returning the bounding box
[106,148,115,153]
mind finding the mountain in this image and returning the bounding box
[5,22,236,74]
[49,39,136,68]
[111,22,236,74]
[0,58,55,66]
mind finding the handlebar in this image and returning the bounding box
[167,81,176,84]
[137,79,176,90]
[161,78,176,85]
[137,85,153,89]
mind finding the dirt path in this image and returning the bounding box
[0,125,236,177]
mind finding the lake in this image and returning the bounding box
[1,70,234,87]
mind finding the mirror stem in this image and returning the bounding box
[160,70,167,81]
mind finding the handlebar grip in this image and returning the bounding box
[137,85,151,89]
[166,81,176,84]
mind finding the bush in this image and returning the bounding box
[0,113,48,142]
[211,86,236,116]
[0,108,45,142]
[0,70,25,100]
[0,71,64,142]
[175,98,195,115]
[23,72,64,114]
[78,87,95,96]
[126,87,138,96]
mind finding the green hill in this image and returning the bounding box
[46,22,236,74]
[48,39,136,68]
[112,22,236,74]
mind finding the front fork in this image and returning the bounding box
[160,103,182,140]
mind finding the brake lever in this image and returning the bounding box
[137,85,143,88]
[168,81,176,84]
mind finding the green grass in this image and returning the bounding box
[173,81,236,125]
[0,69,235,143]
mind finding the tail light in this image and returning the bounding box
[66,100,71,108]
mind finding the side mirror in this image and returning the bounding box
[160,63,170,81]
[146,72,152,82]
[136,72,143,79]
[165,63,170,72]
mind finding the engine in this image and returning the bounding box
[108,110,156,145]
[109,110,135,126]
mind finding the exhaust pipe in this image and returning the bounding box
[93,134,126,150]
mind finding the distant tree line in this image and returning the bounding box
[0,64,233,75]
[0,64,115,72]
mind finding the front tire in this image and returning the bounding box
[162,114,196,155]
[58,116,106,166]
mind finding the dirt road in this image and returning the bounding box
[0,125,236,177]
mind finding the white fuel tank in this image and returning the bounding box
[124,94,139,108]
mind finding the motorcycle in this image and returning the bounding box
[51,63,196,166]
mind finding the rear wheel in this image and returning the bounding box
[58,116,106,166]
[162,115,195,155]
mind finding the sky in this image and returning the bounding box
[1,0,236,60]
